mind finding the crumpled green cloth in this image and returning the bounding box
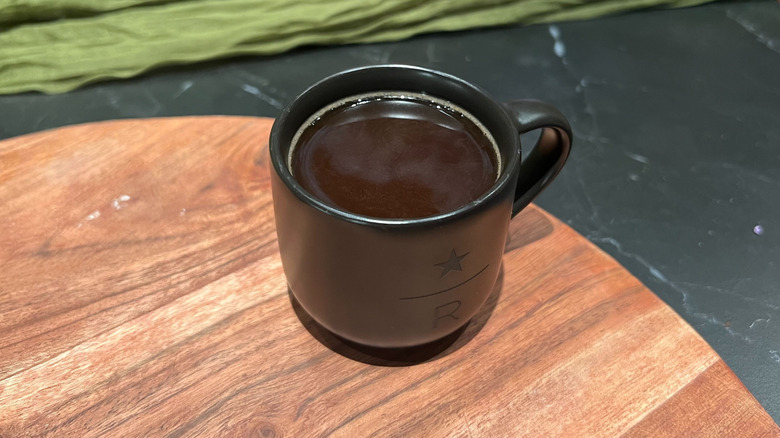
[0,0,712,95]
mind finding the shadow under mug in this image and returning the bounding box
[270,65,572,348]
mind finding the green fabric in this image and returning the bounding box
[0,0,713,95]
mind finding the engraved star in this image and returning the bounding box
[435,250,469,278]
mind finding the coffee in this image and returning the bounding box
[289,92,500,219]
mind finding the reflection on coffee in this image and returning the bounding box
[290,92,500,219]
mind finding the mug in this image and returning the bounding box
[270,65,572,348]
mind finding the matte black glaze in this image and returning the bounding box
[269,65,572,346]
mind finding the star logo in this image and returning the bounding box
[435,250,469,278]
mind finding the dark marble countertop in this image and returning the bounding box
[2,0,778,423]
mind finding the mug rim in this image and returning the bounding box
[269,64,520,228]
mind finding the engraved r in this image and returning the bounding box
[433,300,461,328]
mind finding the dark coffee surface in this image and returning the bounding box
[291,96,498,218]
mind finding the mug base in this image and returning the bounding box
[288,289,470,366]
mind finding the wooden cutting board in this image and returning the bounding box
[0,117,776,437]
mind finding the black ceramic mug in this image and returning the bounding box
[270,65,572,348]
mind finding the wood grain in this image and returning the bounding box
[0,117,776,437]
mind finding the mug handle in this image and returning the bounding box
[503,99,573,217]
